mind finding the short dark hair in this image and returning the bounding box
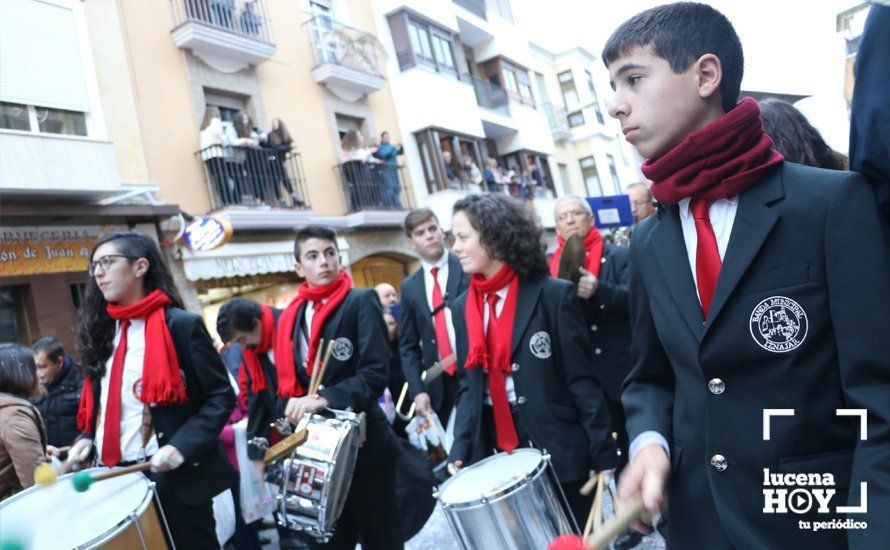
[452,194,548,280]
[218,298,262,339]
[294,225,338,260]
[0,343,38,397]
[758,99,847,170]
[33,336,65,363]
[404,208,439,237]
[381,131,390,138]
[603,2,743,113]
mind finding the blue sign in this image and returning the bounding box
[587,195,634,229]
[183,216,232,252]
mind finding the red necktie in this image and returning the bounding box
[691,198,722,319]
[102,319,129,467]
[430,267,455,376]
[486,294,518,453]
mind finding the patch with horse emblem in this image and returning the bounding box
[332,337,354,361]
[529,331,552,359]
[749,296,808,353]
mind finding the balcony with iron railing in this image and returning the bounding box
[541,102,572,141]
[171,0,276,72]
[304,16,386,102]
[469,75,510,116]
[196,145,310,210]
[334,162,413,212]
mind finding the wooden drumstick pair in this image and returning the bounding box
[308,339,335,396]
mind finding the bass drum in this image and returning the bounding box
[437,449,576,550]
[0,468,169,549]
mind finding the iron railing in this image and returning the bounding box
[304,16,385,78]
[542,102,571,134]
[334,162,413,212]
[454,0,487,19]
[470,75,510,116]
[196,145,309,209]
[171,0,275,45]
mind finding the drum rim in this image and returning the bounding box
[437,448,547,508]
[0,468,154,550]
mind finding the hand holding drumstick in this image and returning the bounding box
[284,340,334,424]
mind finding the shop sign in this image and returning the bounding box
[0,226,101,277]
[183,216,232,252]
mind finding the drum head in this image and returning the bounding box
[0,468,152,549]
[439,448,543,506]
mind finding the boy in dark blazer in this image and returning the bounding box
[605,4,890,548]
[399,208,470,422]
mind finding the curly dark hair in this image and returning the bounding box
[759,99,847,170]
[452,194,548,279]
[76,232,184,378]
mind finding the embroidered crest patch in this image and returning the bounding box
[749,296,808,353]
[332,337,354,361]
[529,331,552,359]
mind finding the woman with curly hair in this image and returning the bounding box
[446,193,617,525]
[72,231,235,549]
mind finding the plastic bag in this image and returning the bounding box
[233,419,277,523]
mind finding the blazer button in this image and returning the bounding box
[599,304,605,311]
[710,454,728,472]
[601,257,607,263]
[594,348,603,355]
[511,363,520,372]
[708,378,725,395]
[157,431,164,439]
[516,396,527,405]
[590,324,598,332]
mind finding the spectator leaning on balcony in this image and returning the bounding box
[372,131,404,208]
[199,106,237,205]
[264,117,301,206]
[462,156,484,191]
[441,150,460,188]
[340,130,382,209]
[239,1,261,36]
[233,110,266,204]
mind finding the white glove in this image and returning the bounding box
[64,439,93,471]
[150,445,184,473]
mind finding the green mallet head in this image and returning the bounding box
[71,471,95,493]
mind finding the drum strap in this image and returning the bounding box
[137,405,154,463]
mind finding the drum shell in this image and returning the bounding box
[438,454,574,550]
[99,497,168,550]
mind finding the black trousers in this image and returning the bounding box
[151,472,219,550]
[307,458,403,550]
[481,405,592,531]
[437,372,460,423]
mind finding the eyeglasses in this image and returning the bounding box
[88,255,137,277]
[632,199,654,207]
[556,210,590,222]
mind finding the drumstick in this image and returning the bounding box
[580,472,599,496]
[71,462,153,493]
[312,340,335,395]
[588,496,645,549]
[582,473,605,538]
[307,339,326,396]
[263,427,310,463]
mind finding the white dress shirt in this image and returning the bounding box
[421,250,457,354]
[482,285,516,405]
[630,196,739,461]
[95,318,160,463]
[298,298,327,369]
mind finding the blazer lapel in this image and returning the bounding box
[653,206,706,341]
[705,167,784,329]
[511,276,543,358]
[445,253,463,302]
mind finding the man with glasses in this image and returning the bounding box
[625,182,657,224]
[551,196,632,473]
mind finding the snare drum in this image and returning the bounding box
[437,449,576,550]
[0,468,169,549]
[266,409,363,542]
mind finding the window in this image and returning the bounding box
[490,0,514,22]
[580,156,603,197]
[0,286,36,345]
[0,101,86,136]
[485,58,534,106]
[607,154,620,193]
[585,70,605,124]
[558,70,580,110]
[415,127,484,193]
[568,111,584,127]
[389,12,458,76]
[501,68,518,95]
[558,163,570,194]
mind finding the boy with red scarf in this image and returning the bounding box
[447,194,617,525]
[274,225,400,549]
[70,232,235,549]
[606,4,890,548]
[550,195,632,473]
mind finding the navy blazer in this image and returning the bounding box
[624,162,890,548]
[289,288,395,465]
[83,307,237,506]
[398,253,469,410]
[449,275,617,483]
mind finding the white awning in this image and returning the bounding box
[181,238,350,281]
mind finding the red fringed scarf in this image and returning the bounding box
[239,305,275,395]
[643,98,784,205]
[275,271,352,398]
[464,264,520,452]
[77,289,187,434]
[548,227,604,278]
